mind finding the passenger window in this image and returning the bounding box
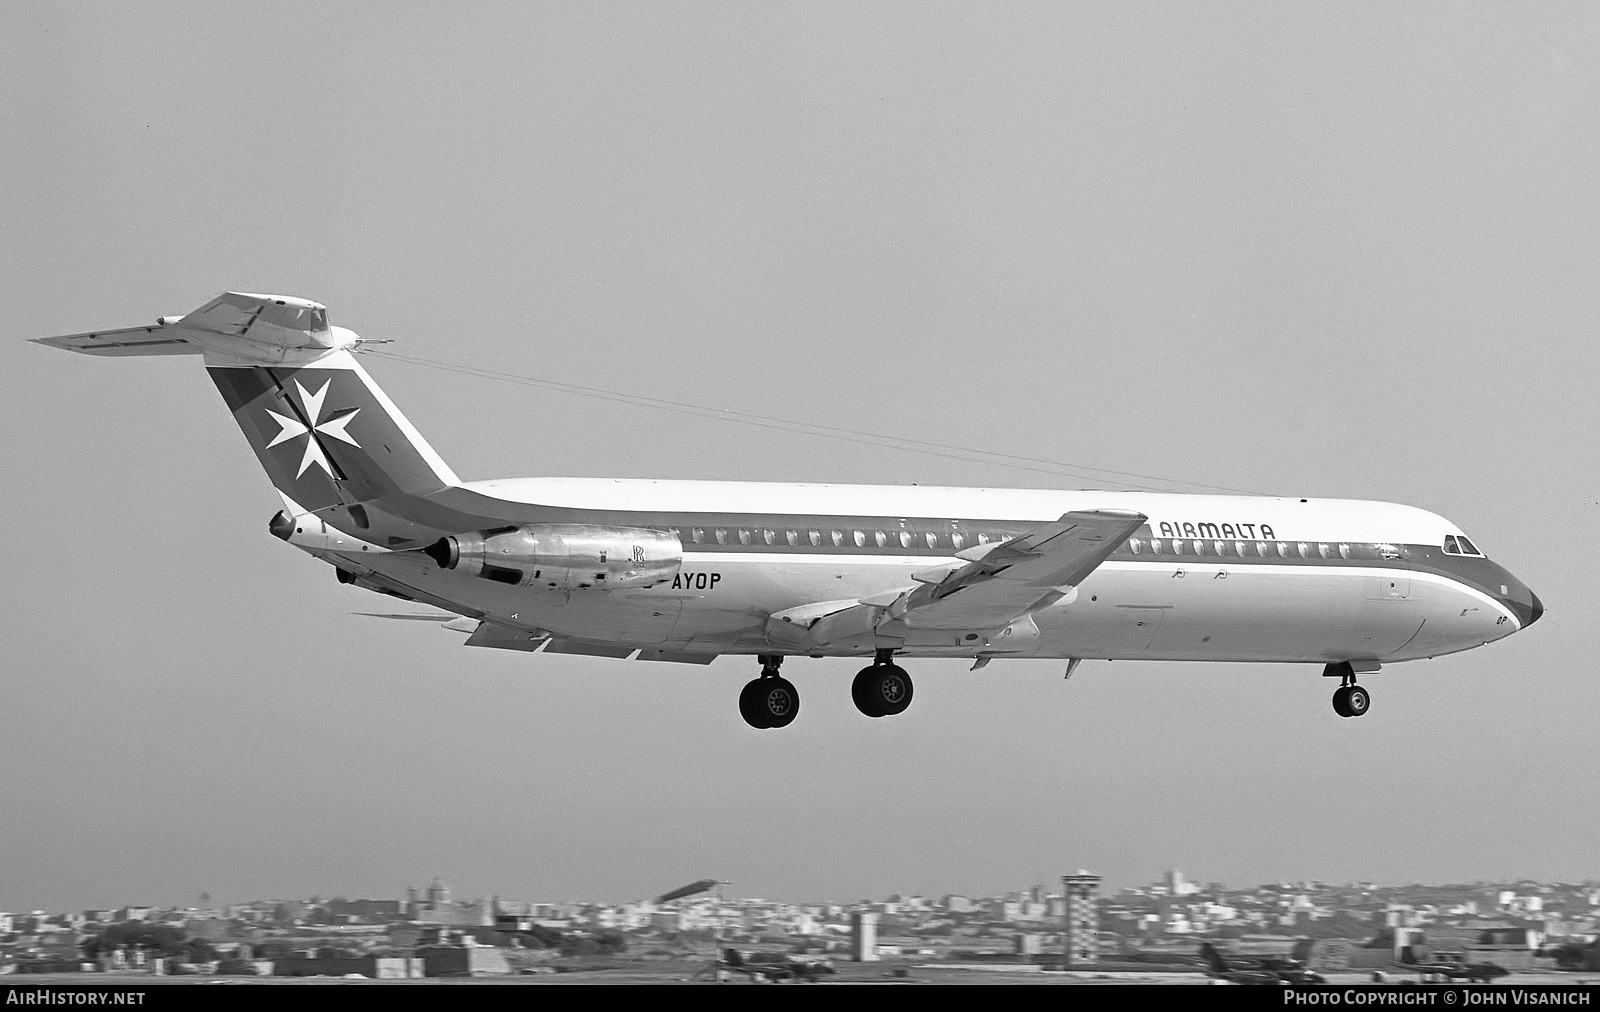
[1193,540,1206,556]
[715,528,727,545]
[899,531,912,549]
[874,531,888,548]
[785,530,798,546]
[951,532,965,550]
[1297,542,1309,558]
[1234,541,1246,556]
[1129,538,1142,555]
[1318,543,1330,559]
[1276,542,1289,558]
[831,530,843,547]
[763,529,775,545]
[978,533,990,545]
[853,531,865,547]
[1256,541,1268,557]
[925,532,937,549]
[1150,538,1162,554]
[809,530,821,547]
[1338,543,1350,560]
[691,527,704,544]
[1214,540,1227,556]
[738,529,752,545]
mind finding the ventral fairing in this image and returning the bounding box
[34,293,1544,728]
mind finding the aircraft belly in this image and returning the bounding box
[347,551,1515,663]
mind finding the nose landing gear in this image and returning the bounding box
[852,650,914,718]
[739,654,799,729]
[1325,661,1372,718]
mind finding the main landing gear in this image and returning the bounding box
[739,655,800,729]
[853,650,914,718]
[1325,662,1372,718]
[735,652,918,727]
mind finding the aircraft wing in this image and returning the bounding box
[767,510,1146,647]
[896,509,1147,629]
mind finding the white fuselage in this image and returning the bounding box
[306,478,1529,666]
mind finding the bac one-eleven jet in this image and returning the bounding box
[34,293,1543,728]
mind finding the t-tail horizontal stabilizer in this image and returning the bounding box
[33,293,463,547]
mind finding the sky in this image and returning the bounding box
[2,3,1597,912]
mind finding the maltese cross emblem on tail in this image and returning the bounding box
[264,378,361,478]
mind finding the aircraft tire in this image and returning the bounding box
[851,667,885,717]
[763,678,800,728]
[854,664,913,717]
[739,678,774,729]
[1331,686,1352,717]
[1344,684,1371,717]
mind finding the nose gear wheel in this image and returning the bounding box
[1332,683,1371,718]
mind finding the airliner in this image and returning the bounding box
[34,293,1543,728]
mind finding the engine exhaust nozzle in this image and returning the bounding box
[424,536,459,569]
[268,510,295,542]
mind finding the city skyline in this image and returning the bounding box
[10,869,1598,919]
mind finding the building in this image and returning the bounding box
[1062,871,1101,965]
[944,895,976,914]
[1166,869,1201,897]
[851,912,879,962]
[410,879,491,927]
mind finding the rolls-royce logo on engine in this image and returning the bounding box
[1158,521,1276,541]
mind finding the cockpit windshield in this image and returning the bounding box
[1443,534,1485,558]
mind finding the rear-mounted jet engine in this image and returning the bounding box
[424,524,682,591]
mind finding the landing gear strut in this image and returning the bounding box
[852,649,914,718]
[1325,662,1372,718]
[739,654,799,729]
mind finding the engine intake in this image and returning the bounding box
[425,524,682,591]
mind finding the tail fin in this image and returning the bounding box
[209,350,458,511]
[35,293,460,545]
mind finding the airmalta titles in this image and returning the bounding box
[1156,521,1277,541]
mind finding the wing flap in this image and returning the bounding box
[635,649,718,665]
[464,622,548,652]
